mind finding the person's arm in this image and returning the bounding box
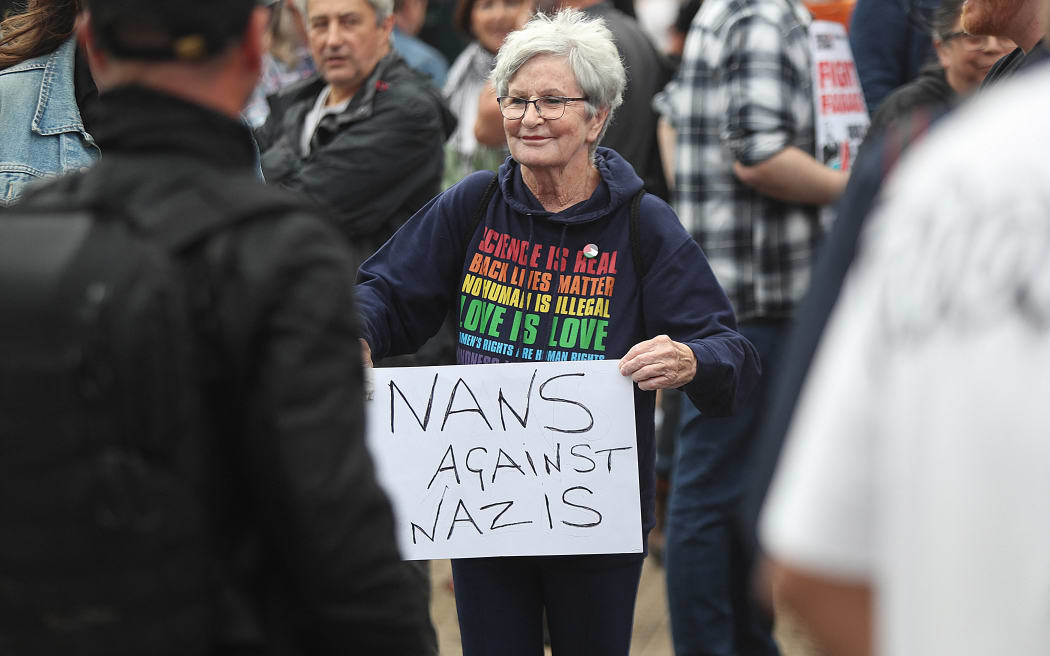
[720,12,847,206]
[732,147,848,205]
[474,81,507,148]
[355,171,496,360]
[657,116,676,192]
[619,201,761,415]
[768,560,873,656]
[237,214,430,652]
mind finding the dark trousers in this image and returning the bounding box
[665,320,785,656]
[451,553,645,656]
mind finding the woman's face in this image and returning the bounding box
[471,0,531,54]
[503,54,607,174]
[935,18,1015,96]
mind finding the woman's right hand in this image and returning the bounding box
[360,338,375,401]
[360,338,374,368]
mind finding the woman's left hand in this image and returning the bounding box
[619,335,697,391]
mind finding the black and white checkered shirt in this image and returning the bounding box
[660,0,821,322]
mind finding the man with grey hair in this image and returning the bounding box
[256,0,455,266]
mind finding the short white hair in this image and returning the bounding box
[491,9,625,147]
[300,0,394,23]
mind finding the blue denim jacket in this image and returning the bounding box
[0,38,100,206]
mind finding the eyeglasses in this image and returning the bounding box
[497,96,588,120]
[941,32,1016,52]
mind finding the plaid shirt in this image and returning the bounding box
[660,0,820,321]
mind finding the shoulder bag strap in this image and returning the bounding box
[463,173,500,249]
[629,189,648,331]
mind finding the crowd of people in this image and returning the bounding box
[0,0,1047,654]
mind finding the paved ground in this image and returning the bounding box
[429,557,824,655]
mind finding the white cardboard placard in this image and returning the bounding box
[365,360,642,560]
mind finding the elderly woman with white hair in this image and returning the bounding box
[356,10,759,654]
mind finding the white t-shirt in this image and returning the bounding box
[760,65,1050,656]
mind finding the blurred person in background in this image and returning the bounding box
[760,58,1050,656]
[737,0,1027,620]
[244,0,317,128]
[867,0,1013,134]
[393,0,450,85]
[970,0,1050,84]
[0,0,99,205]
[656,0,849,652]
[631,0,678,54]
[666,0,701,61]
[257,0,455,267]
[737,0,1038,645]
[419,0,470,63]
[850,0,937,113]
[443,0,532,187]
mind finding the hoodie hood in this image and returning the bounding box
[496,147,646,225]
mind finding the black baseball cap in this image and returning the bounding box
[85,0,273,61]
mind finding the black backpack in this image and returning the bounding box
[0,164,300,655]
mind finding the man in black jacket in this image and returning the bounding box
[257,0,455,266]
[13,0,432,652]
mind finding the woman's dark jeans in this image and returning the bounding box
[451,552,645,655]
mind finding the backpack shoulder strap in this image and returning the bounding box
[629,189,649,329]
[450,173,500,320]
[629,189,648,279]
[463,173,500,247]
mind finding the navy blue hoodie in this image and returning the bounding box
[356,148,760,532]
